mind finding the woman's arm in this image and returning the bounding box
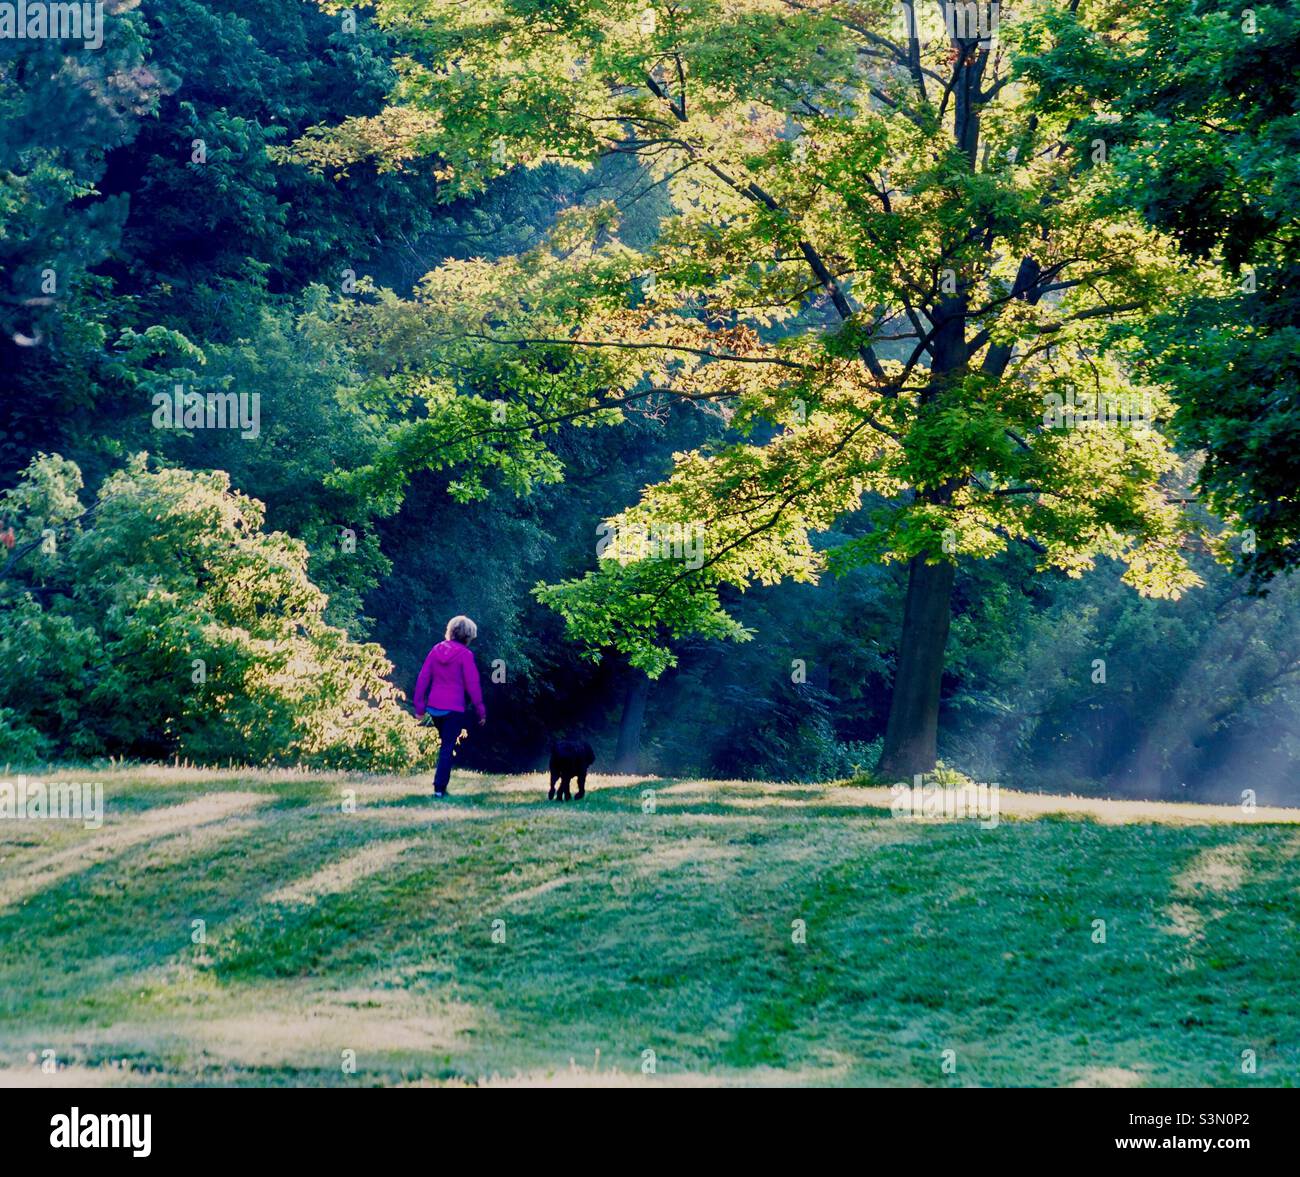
[463,650,486,722]
[413,650,435,717]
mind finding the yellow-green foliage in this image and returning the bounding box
[0,454,436,770]
[289,1,1205,673]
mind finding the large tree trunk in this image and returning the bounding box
[874,289,966,783]
[613,669,650,773]
[877,555,956,781]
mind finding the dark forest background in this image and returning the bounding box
[2,1,1298,803]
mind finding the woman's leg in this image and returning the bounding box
[432,712,465,795]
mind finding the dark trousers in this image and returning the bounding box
[432,711,467,794]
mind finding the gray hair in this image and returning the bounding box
[445,615,478,643]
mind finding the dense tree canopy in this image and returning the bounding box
[0,0,1296,800]
[1071,0,1300,586]
[288,0,1210,775]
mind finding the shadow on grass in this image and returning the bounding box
[1,773,1298,1086]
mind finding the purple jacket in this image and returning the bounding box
[414,640,485,718]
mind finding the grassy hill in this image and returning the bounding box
[1,768,1297,1087]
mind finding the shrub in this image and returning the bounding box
[0,454,436,770]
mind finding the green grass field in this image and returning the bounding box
[2,768,1298,1087]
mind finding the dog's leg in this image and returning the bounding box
[576,768,587,800]
[549,769,559,801]
[560,775,571,802]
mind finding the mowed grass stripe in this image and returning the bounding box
[0,770,1296,1086]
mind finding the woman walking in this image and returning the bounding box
[413,615,487,797]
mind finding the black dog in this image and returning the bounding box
[548,738,595,802]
